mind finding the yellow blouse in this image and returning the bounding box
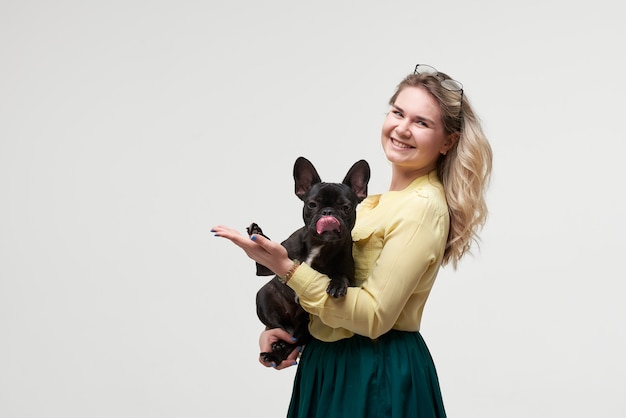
[287,170,450,342]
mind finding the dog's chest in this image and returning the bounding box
[305,246,322,266]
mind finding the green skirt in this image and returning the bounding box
[287,330,446,418]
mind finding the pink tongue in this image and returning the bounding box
[316,216,341,234]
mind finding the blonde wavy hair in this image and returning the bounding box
[389,71,493,268]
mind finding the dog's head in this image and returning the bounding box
[293,157,370,244]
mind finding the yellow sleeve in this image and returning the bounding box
[287,193,448,339]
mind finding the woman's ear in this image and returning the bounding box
[441,132,460,155]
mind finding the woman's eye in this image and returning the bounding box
[391,110,402,117]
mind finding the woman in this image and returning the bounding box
[212,64,493,418]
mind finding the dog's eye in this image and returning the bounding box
[307,202,317,209]
[342,205,352,213]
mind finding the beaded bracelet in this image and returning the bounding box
[278,259,301,284]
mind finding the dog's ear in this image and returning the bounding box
[293,157,322,201]
[343,160,371,203]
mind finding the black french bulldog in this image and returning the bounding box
[247,156,370,365]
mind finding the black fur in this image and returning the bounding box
[248,156,370,364]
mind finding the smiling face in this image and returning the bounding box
[381,86,458,188]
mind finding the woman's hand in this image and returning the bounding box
[259,328,301,370]
[210,225,293,277]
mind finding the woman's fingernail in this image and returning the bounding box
[292,361,298,366]
[291,337,297,342]
[270,362,276,368]
[297,346,303,352]
[251,235,257,241]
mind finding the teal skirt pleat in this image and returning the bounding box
[287,330,446,418]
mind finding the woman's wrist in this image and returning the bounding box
[277,259,301,284]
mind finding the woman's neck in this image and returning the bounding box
[389,166,432,191]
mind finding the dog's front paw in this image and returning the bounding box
[247,224,274,275]
[326,279,349,298]
[246,222,267,238]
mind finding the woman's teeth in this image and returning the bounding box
[391,138,412,149]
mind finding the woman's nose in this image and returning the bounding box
[396,120,411,137]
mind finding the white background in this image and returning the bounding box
[1,1,625,417]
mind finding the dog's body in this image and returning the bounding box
[248,156,370,364]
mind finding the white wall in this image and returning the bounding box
[1,1,624,417]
